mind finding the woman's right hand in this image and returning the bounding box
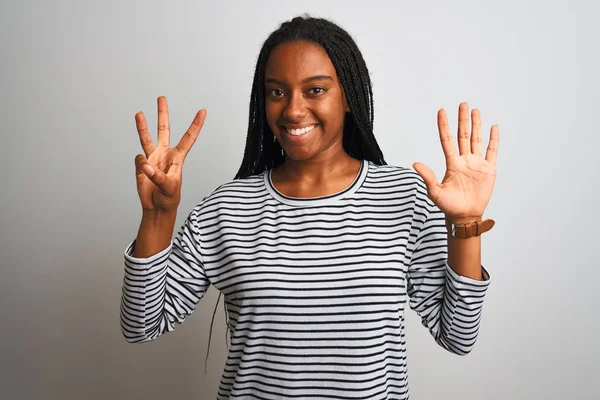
[134,96,207,213]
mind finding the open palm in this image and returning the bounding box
[134,96,207,212]
[413,103,499,223]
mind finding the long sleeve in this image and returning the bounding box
[120,210,210,343]
[407,197,490,356]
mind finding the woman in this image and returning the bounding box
[121,16,499,399]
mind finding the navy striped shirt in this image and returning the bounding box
[121,160,490,399]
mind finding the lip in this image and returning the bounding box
[280,124,320,142]
[284,124,318,130]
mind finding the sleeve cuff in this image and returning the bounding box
[124,239,173,265]
[445,262,491,288]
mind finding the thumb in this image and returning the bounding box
[144,164,171,191]
[135,154,172,192]
[412,162,440,196]
[412,162,437,186]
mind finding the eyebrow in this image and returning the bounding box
[265,75,334,85]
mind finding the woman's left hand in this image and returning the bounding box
[413,102,499,223]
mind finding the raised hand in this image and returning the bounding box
[412,102,499,223]
[134,96,207,213]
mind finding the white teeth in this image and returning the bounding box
[287,125,316,136]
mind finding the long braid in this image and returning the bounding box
[234,15,386,179]
[209,15,388,368]
[325,22,381,162]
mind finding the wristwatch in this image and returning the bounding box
[447,219,495,238]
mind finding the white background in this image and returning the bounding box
[1,0,598,399]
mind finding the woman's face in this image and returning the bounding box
[264,41,349,163]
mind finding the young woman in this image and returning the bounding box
[121,16,499,400]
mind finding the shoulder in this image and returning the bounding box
[189,172,268,215]
[363,161,434,207]
[366,162,427,190]
[210,173,265,197]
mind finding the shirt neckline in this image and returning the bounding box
[263,159,369,207]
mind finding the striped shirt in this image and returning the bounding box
[121,160,491,399]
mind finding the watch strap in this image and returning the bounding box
[448,219,495,238]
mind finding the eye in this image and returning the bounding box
[269,89,285,97]
[308,87,326,96]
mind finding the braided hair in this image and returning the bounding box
[206,16,388,364]
[234,15,386,179]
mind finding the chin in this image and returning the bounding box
[276,143,313,161]
[283,151,315,162]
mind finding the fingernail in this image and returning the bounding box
[143,164,155,176]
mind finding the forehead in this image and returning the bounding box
[265,41,338,82]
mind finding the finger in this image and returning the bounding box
[175,109,207,157]
[134,153,173,192]
[412,162,441,201]
[457,102,471,155]
[135,154,149,177]
[157,96,170,147]
[471,108,482,155]
[135,154,157,181]
[135,112,156,157]
[437,108,457,159]
[485,124,500,163]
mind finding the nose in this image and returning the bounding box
[282,91,307,122]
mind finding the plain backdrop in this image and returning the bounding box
[1,0,598,399]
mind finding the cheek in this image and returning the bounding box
[319,97,346,125]
[265,102,280,131]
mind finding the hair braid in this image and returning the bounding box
[209,15,390,366]
[234,15,386,179]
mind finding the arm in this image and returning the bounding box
[120,209,210,343]
[409,103,499,354]
[122,97,209,342]
[447,222,482,281]
[407,198,490,356]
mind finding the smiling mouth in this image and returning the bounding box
[285,124,317,136]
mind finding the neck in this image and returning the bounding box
[278,152,357,184]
